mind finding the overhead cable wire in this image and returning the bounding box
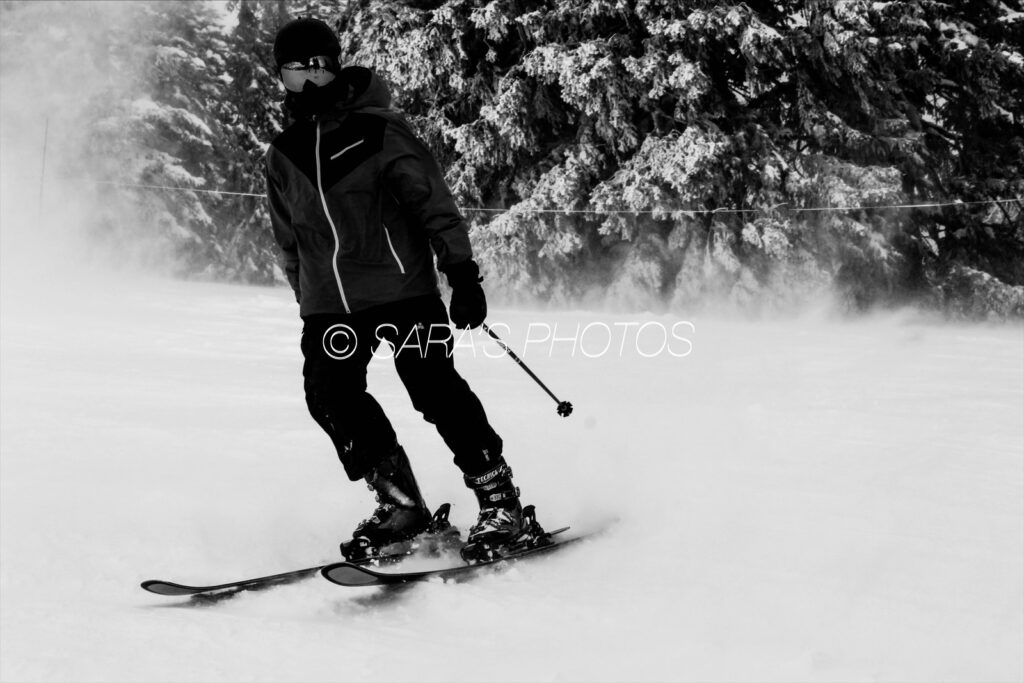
[83,179,1022,216]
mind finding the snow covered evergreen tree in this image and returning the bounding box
[76,1,233,276]
[332,0,1023,316]
[215,0,290,283]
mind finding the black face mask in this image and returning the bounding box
[284,76,348,118]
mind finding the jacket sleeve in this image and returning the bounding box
[382,118,473,271]
[264,150,301,303]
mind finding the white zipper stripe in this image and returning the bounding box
[315,122,351,314]
[382,224,406,274]
[330,139,364,160]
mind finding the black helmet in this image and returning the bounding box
[273,17,341,70]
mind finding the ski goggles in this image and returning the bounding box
[280,56,336,92]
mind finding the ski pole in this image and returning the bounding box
[481,323,573,417]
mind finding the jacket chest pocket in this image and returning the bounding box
[339,222,404,271]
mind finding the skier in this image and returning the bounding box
[264,17,525,560]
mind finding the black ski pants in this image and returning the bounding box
[300,294,503,481]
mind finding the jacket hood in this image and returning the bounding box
[336,66,391,112]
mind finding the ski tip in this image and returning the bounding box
[141,580,198,596]
[320,562,383,587]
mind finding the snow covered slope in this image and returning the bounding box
[1,270,1021,682]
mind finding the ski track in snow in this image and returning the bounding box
[1,275,1022,682]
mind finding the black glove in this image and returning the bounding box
[443,259,487,330]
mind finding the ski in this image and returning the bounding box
[142,564,331,597]
[141,503,458,597]
[320,528,583,586]
[321,510,590,587]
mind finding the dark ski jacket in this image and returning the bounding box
[265,67,473,316]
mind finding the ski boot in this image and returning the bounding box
[460,460,550,562]
[340,444,432,561]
